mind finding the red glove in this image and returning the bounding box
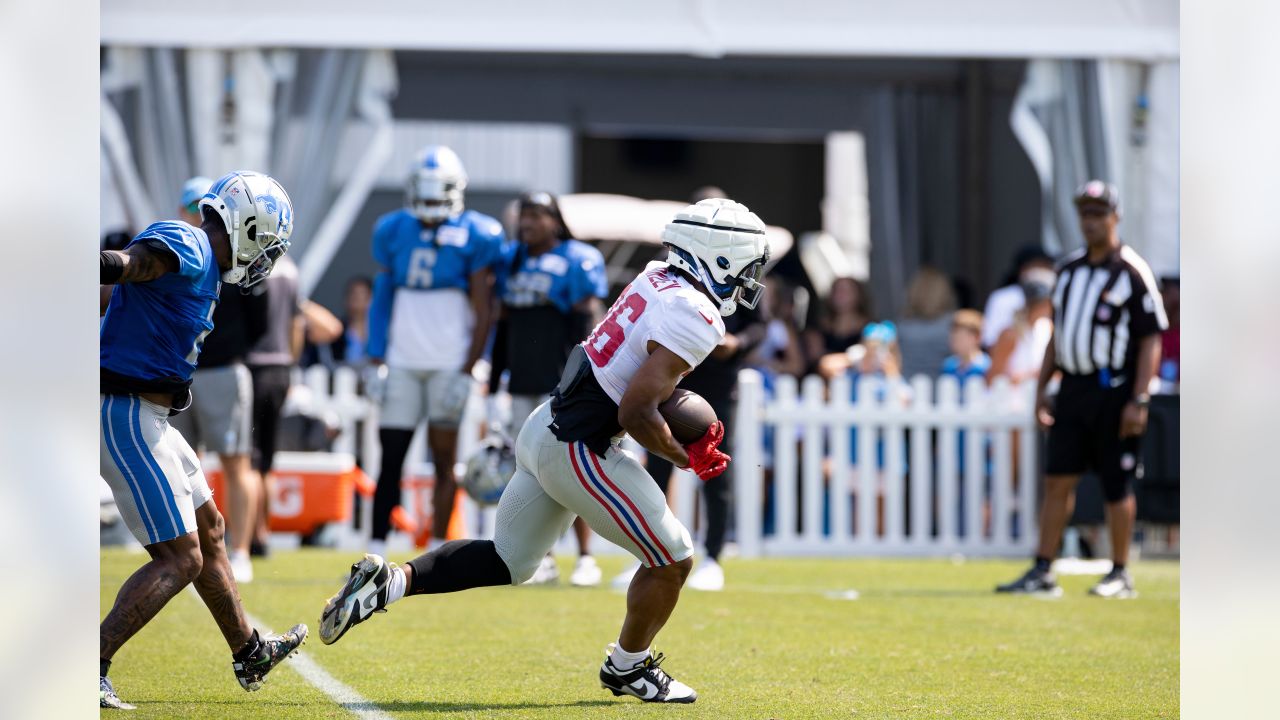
[683,421,730,481]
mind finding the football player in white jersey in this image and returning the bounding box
[319,198,769,704]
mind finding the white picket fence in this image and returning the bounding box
[291,365,1041,558]
[732,370,1040,557]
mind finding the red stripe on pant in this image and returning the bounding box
[567,443,656,566]
[587,450,676,565]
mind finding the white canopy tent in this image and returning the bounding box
[102,0,1177,61]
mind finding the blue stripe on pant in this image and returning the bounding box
[102,396,158,544]
[106,396,185,542]
[129,397,189,537]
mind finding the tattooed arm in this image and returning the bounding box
[100,241,179,285]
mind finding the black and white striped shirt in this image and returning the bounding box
[1051,244,1168,378]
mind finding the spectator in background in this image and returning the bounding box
[245,254,345,556]
[817,321,902,381]
[982,246,1055,349]
[302,276,373,371]
[987,267,1055,385]
[941,310,990,382]
[803,276,871,373]
[166,176,267,584]
[492,191,607,587]
[896,266,957,379]
[750,279,806,379]
[1158,276,1179,388]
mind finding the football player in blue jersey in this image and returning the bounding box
[493,191,608,586]
[366,146,506,555]
[98,171,307,709]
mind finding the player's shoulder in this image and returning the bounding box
[662,279,725,335]
[373,208,415,237]
[562,238,605,267]
[132,220,209,259]
[459,210,505,241]
[135,220,204,245]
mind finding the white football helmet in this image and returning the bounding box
[661,198,770,316]
[198,171,294,288]
[461,426,516,507]
[406,145,467,224]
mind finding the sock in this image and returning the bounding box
[405,540,512,594]
[100,658,111,678]
[1034,556,1052,572]
[385,565,407,605]
[1112,562,1126,573]
[233,629,263,662]
[610,642,651,670]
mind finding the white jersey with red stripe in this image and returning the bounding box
[583,262,725,404]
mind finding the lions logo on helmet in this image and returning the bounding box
[406,145,467,225]
[461,427,516,507]
[661,198,770,316]
[199,171,294,287]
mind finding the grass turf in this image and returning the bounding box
[101,549,1178,719]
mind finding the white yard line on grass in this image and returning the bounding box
[185,587,393,720]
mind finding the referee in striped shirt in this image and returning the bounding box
[997,180,1168,599]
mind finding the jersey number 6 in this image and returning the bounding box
[585,290,647,366]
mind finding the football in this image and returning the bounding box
[659,389,718,444]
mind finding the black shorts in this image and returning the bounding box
[1045,375,1141,502]
[250,365,292,474]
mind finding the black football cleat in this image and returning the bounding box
[600,645,697,703]
[319,554,395,645]
[996,565,1063,596]
[233,623,308,691]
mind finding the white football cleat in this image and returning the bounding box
[570,556,602,587]
[524,554,560,585]
[686,557,724,592]
[611,561,641,590]
[599,644,697,703]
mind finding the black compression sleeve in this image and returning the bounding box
[100,250,124,284]
[405,540,512,595]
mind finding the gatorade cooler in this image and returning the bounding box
[205,452,371,536]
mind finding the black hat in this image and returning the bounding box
[1073,180,1120,212]
[518,191,572,241]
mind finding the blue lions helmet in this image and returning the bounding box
[198,171,294,287]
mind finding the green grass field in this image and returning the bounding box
[101,549,1178,719]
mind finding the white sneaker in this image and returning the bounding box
[570,556,603,587]
[524,554,560,585]
[686,558,724,592]
[230,550,253,584]
[611,561,641,590]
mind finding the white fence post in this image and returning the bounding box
[800,375,826,547]
[909,375,933,548]
[734,369,765,559]
[828,373,853,548]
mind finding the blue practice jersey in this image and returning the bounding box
[496,238,608,396]
[498,238,608,314]
[100,222,222,389]
[366,209,505,361]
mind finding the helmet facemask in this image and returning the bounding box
[407,174,464,225]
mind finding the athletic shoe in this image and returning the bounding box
[233,623,308,691]
[995,565,1062,596]
[599,645,697,703]
[230,550,253,584]
[1089,567,1137,599]
[570,555,602,587]
[100,676,135,710]
[319,554,395,645]
[610,561,641,590]
[524,554,560,585]
[686,557,724,592]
